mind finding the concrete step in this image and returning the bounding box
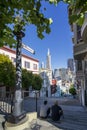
[26,109,87,130]
[28,117,87,130]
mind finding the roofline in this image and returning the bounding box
[0,46,39,62]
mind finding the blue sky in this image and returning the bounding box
[22,2,73,70]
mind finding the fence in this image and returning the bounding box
[0,91,13,115]
[0,90,40,115]
[0,98,12,114]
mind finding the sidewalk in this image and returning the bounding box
[24,97,87,130]
[0,114,5,130]
[28,97,87,130]
[0,97,87,130]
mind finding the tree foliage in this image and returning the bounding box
[64,0,87,25]
[69,84,76,95]
[0,54,43,91]
[0,0,86,47]
[0,54,11,63]
[32,74,43,90]
[22,69,43,90]
[0,54,15,88]
[0,0,57,48]
[22,69,33,89]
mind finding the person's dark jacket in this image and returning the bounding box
[51,104,62,121]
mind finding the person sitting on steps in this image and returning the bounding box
[51,100,64,121]
[40,100,50,119]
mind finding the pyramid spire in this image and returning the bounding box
[46,48,51,70]
[47,48,50,55]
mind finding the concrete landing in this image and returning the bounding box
[5,112,37,130]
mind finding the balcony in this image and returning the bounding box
[73,42,87,59]
[81,16,87,43]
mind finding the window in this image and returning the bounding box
[11,57,16,63]
[33,64,37,70]
[85,61,87,70]
[24,61,30,68]
[77,25,83,43]
[6,55,9,58]
[77,60,82,71]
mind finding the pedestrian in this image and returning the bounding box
[51,100,63,121]
[40,100,50,119]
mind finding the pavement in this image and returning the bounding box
[0,114,5,130]
[0,97,87,130]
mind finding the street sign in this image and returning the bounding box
[22,43,35,54]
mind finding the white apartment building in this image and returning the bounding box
[0,46,39,74]
[40,68,52,98]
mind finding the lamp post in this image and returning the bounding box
[8,16,26,123]
[35,91,38,112]
[33,91,39,112]
[12,29,26,123]
[7,16,35,124]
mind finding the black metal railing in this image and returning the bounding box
[0,92,14,115]
[0,90,40,115]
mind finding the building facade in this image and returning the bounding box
[46,48,51,70]
[68,7,87,106]
[53,67,75,96]
[81,13,87,106]
[0,46,39,98]
[0,46,39,74]
[39,49,52,98]
[40,68,52,97]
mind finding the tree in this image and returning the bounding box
[22,69,33,89]
[32,74,43,90]
[0,0,57,48]
[63,0,87,25]
[69,85,76,96]
[22,69,43,91]
[0,0,86,47]
[0,54,15,90]
[0,54,11,63]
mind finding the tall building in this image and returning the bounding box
[41,62,45,69]
[54,69,60,79]
[54,68,68,81]
[46,48,51,70]
[67,58,74,71]
[59,68,67,81]
[40,48,52,97]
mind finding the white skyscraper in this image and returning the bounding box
[46,48,51,70]
[41,62,45,69]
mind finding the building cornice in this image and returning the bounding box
[0,46,39,63]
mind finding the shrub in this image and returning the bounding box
[69,87,76,96]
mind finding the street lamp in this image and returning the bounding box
[7,15,35,124]
[33,90,39,112]
[8,16,26,123]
